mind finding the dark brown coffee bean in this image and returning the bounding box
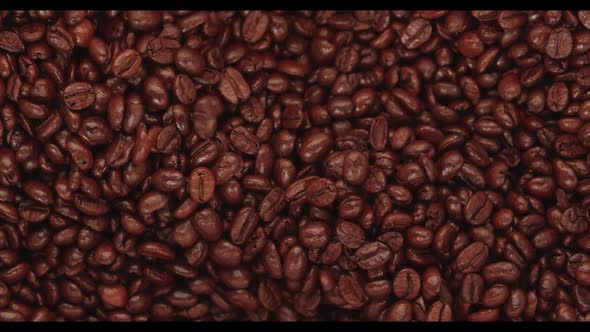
[546,27,573,59]
[482,284,510,308]
[369,115,388,151]
[112,49,142,78]
[173,74,196,105]
[0,31,24,53]
[461,273,485,305]
[338,274,367,307]
[230,206,259,245]
[146,37,180,64]
[242,11,269,44]
[299,131,334,164]
[336,221,366,249]
[219,67,251,104]
[151,168,185,192]
[464,191,494,226]
[401,19,432,50]
[306,178,337,207]
[230,126,260,155]
[63,82,96,111]
[343,151,369,185]
[482,262,521,284]
[192,208,223,242]
[426,301,452,321]
[188,167,215,203]
[393,268,421,300]
[455,242,489,273]
[285,176,317,205]
[354,242,392,270]
[259,187,286,222]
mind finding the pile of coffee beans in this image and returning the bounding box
[1,10,590,321]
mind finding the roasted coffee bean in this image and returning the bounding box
[230,126,260,155]
[546,27,573,59]
[188,167,215,203]
[455,242,489,273]
[336,221,366,249]
[354,242,392,270]
[219,67,251,104]
[112,49,142,78]
[464,191,494,226]
[242,11,269,44]
[0,31,24,53]
[426,301,452,321]
[306,178,337,207]
[151,168,185,192]
[63,82,96,111]
[393,268,421,300]
[259,187,286,222]
[230,206,259,245]
[483,262,521,284]
[401,19,432,50]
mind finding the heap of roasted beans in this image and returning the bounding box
[0,10,590,321]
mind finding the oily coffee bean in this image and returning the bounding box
[63,82,96,111]
[112,49,142,78]
[230,126,260,155]
[188,167,215,203]
[455,242,489,273]
[0,31,24,53]
[464,191,494,226]
[242,11,269,44]
[546,27,573,60]
[393,268,421,300]
[306,178,337,207]
[354,242,392,270]
[0,9,589,322]
[336,221,366,249]
[401,19,432,50]
[259,187,286,222]
[219,67,251,104]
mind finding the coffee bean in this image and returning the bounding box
[369,115,389,151]
[306,178,337,207]
[401,19,432,50]
[173,74,196,105]
[0,31,24,53]
[393,268,421,300]
[192,208,223,242]
[188,167,215,203]
[342,151,369,185]
[299,221,331,249]
[259,187,286,222]
[151,167,185,192]
[228,206,257,245]
[112,49,142,78]
[336,221,366,249]
[455,242,489,273]
[426,301,452,321]
[219,67,251,104]
[546,27,573,59]
[242,11,269,44]
[482,262,521,284]
[354,242,392,270]
[338,274,367,307]
[63,82,96,111]
[230,126,260,155]
[138,241,175,261]
[146,37,180,64]
[464,191,494,226]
